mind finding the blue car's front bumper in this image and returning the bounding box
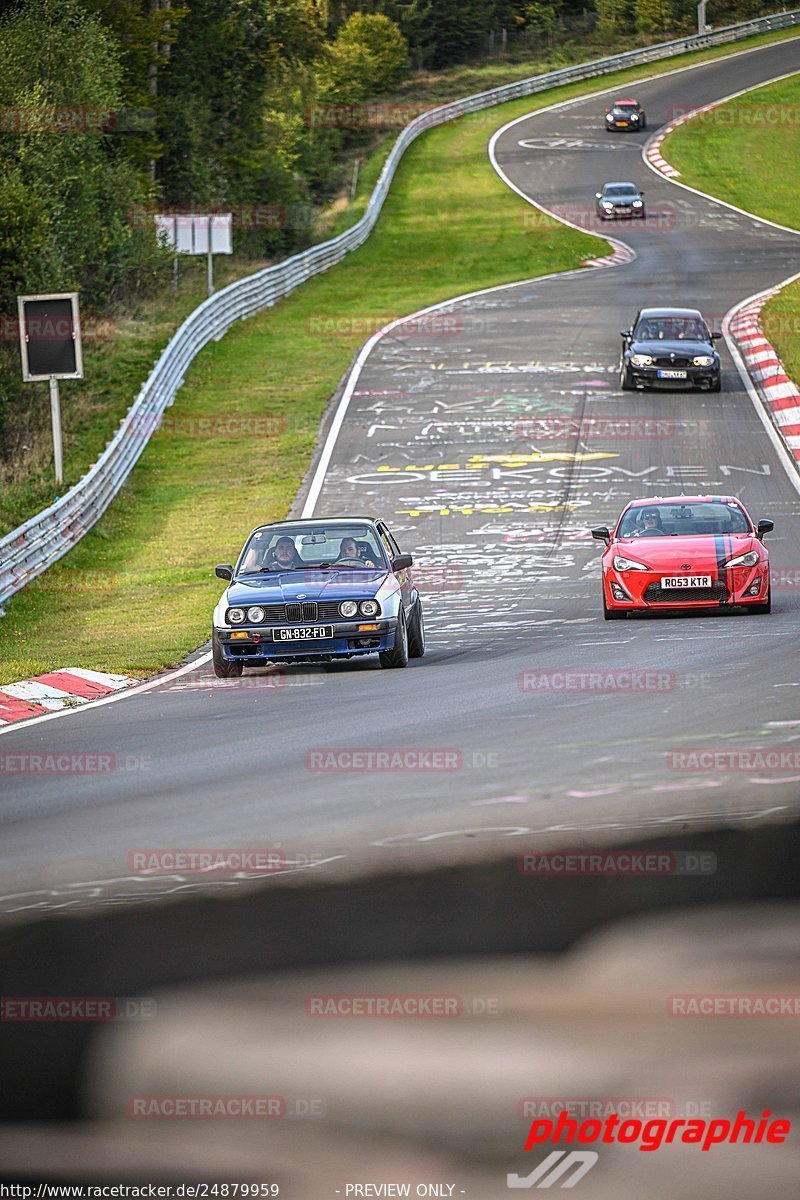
[215,618,398,663]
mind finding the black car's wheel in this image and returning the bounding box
[640,117,647,130]
[603,591,626,621]
[638,208,647,220]
[407,598,425,658]
[708,374,721,393]
[748,585,771,614]
[379,611,409,669]
[620,362,635,391]
[212,631,243,678]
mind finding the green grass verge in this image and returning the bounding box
[662,70,800,417]
[661,71,800,226]
[2,27,800,684]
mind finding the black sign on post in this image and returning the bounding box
[17,293,83,381]
[17,293,84,487]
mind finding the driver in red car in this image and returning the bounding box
[634,509,666,536]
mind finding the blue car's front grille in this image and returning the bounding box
[231,600,365,624]
[285,601,318,623]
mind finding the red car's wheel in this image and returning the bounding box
[603,589,626,620]
[748,584,771,614]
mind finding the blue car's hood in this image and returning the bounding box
[226,568,389,605]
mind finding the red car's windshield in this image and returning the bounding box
[618,501,751,538]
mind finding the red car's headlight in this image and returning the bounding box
[725,551,760,568]
[612,555,649,572]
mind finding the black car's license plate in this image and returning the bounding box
[273,625,334,642]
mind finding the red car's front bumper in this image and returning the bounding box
[603,563,769,611]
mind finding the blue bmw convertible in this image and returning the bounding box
[212,517,425,676]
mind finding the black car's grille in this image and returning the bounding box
[644,582,727,604]
[653,356,691,368]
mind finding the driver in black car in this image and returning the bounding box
[337,536,376,567]
[635,508,666,536]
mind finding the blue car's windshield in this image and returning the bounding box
[238,524,387,573]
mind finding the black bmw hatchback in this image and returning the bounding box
[620,307,722,392]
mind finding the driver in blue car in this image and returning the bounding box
[338,536,376,567]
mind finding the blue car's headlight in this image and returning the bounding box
[247,606,266,623]
[339,600,358,617]
[359,599,379,617]
[228,607,246,624]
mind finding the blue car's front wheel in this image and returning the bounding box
[407,598,425,658]
[212,631,243,678]
[379,611,409,669]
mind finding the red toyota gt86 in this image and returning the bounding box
[592,496,774,618]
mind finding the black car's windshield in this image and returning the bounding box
[604,186,637,197]
[238,523,387,573]
[634,316,709,341]
[618,501,751,538]
[613,104,638,113]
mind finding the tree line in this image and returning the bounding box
[0,0,774,324]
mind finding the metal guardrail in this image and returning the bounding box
[2,9,799,607]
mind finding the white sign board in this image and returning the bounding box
[155,213,233,255]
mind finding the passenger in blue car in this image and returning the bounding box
[268,536,304,570]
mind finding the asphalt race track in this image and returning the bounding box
[3,39,800,919]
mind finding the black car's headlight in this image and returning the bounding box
[359,599,380,617]
[692,355,715,367]
[339,600,358,617]
[247,606,266,623]
[228,607,246,624]
[631,354,654,367]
